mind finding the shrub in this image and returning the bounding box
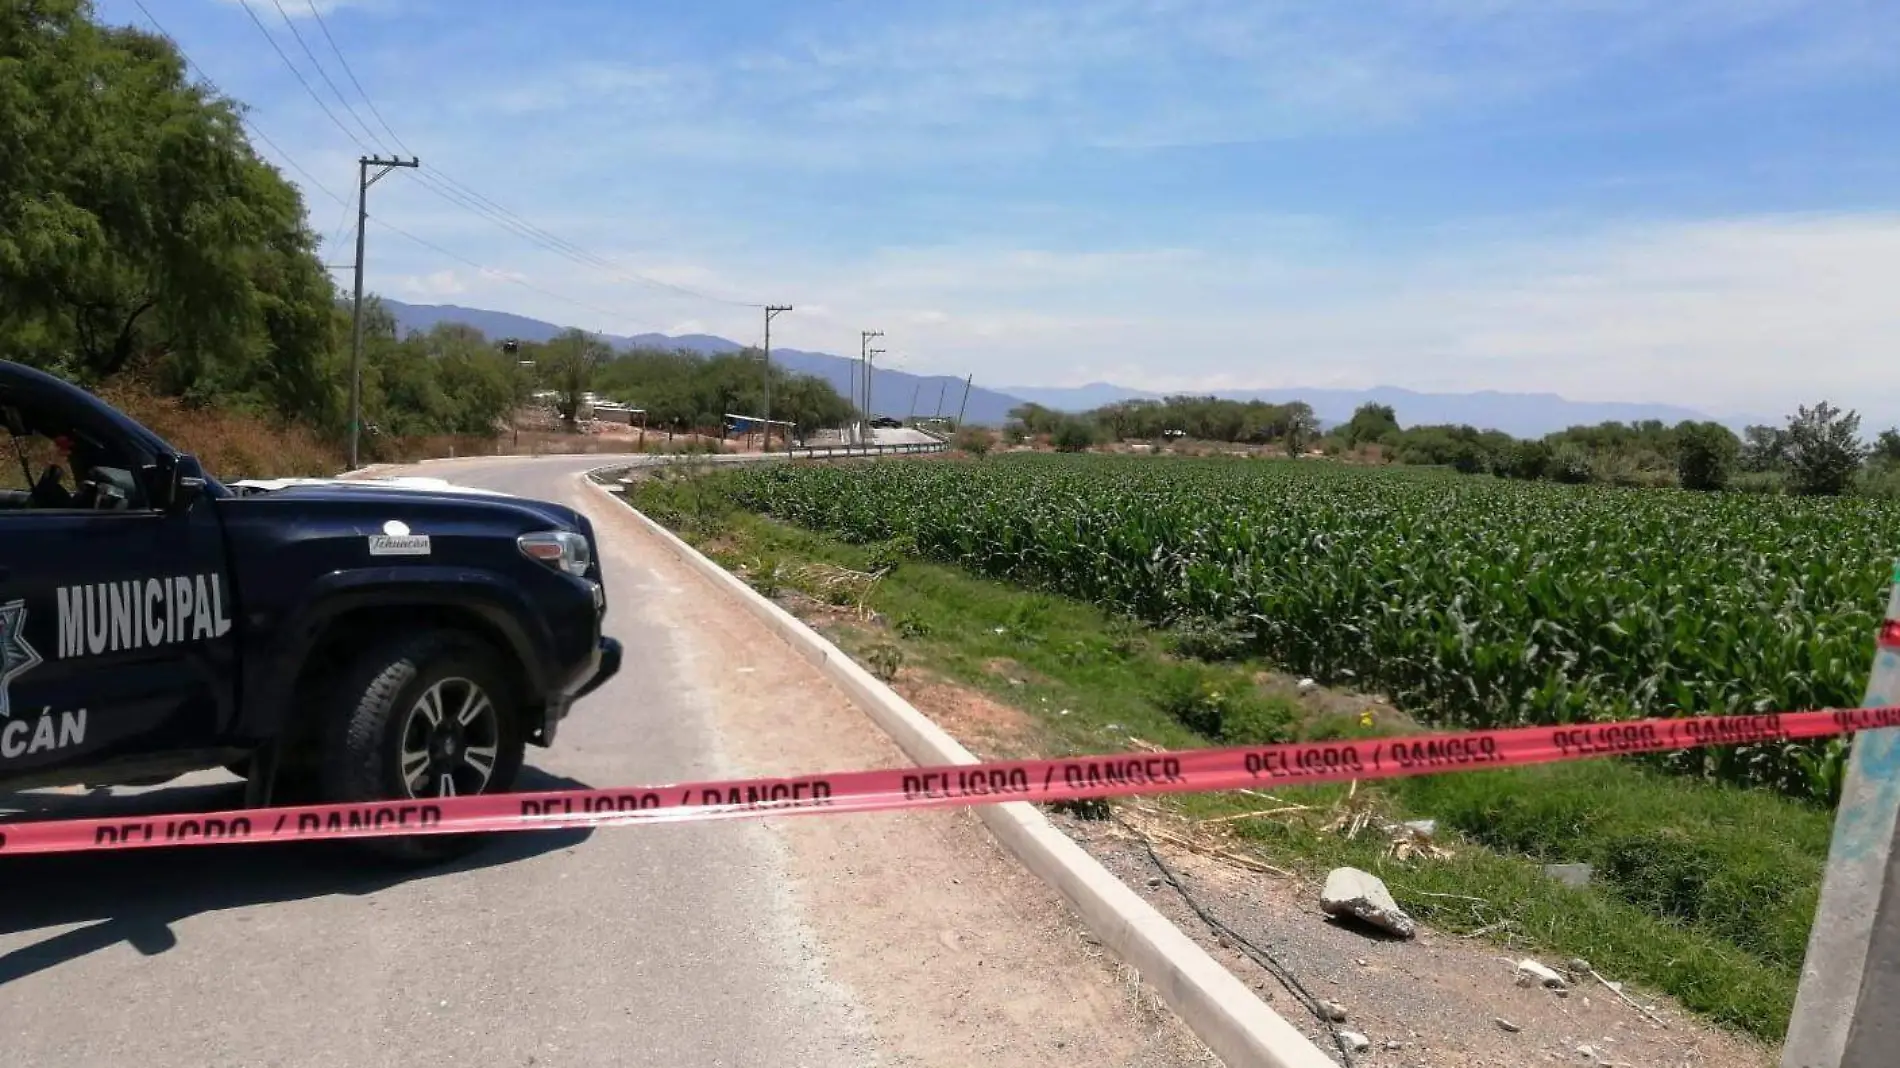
[955,426,992,457]
[865,642,904,681]
[1505,440,1553,480]
[1548,443,1594,484]
[1218,695,1297,745]
[1150,664,1231,736]
[1784,401,1869,496]
[867,535,916,573]
[1676,421,1739,491]
[1052,418,1098,452]
[1168,616,1253,661]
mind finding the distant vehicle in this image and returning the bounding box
[869,417,904,429]
[0,360,622,861]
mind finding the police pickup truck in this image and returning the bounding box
[0,360,622,859]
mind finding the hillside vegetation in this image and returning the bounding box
[1,2,851,464]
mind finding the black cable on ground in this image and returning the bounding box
[1110,810,1358,1067]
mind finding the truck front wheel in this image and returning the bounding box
[321,630,527,862]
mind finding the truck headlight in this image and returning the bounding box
[518,530,593,577]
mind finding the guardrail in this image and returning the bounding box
[785,441,948,459]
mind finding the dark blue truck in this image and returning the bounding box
[0,360,621,859]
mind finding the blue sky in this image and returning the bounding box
[105,0,1900,422]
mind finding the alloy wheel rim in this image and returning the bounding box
[398,677,500,798]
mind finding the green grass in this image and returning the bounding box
[623,472,1825,1042]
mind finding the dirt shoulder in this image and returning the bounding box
[886,673,1774,1068]
[579,478,1215,1068]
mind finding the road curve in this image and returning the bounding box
[0,452,1208,1068]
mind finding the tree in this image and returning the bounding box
[1783,402,1868,496]
[1008,403,1065,436]
[1279,402,1320,456]
[1675,420,1740,491]
[540,329,611,430]
[0,1,334,420]
[1341,403,1400,447]
[1739,425,1786,473]
[1874,428,1900,465]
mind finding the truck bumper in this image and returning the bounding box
[537,636,622,745]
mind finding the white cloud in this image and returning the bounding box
[395,268,468,297]
[364,210,1900,426]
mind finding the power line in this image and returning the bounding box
[233,0,371,151]
[132,0,663,335]
[301,0,408,149]
[267,0,389,150]
[286,0,761,309]
[367,215,667,334]
[130,0,349,209]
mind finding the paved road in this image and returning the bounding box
[0,453,1206,1068]
[0,453,875,1068]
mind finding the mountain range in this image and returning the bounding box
[381,299,1740,437]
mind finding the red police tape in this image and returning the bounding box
[5,704,1900,856]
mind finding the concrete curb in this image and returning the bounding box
[581,469,1336,1068]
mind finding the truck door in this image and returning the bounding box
[0,399,237,783]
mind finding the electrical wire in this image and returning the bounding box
[267,0,390,150]
[366,215,666,334]
[1110,811,1360,1067]
[135,0,671,332]
[232,0,372,151]
[130,0,350,209]
[291,0,763,309]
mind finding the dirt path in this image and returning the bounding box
[582,475,1216,1068]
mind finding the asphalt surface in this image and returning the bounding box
[0,453,876,1068]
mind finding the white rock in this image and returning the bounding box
[1337,1031,1371,1054]
[1517,958,1570,989]
[1320,867,1418,939]
[1495,1017,1522,1033]
[1297,677,1318,691]
[1577,1045,1599,1059]
[1318,1000,1348,1022]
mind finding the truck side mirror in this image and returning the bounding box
[149,453,207,513]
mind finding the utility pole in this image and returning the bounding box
[934,378,949,418]
[858,330,883,442]
[502,338,522,449]
[955,374,973,430]
[866,347,885,424]
[349,154,419,470]
[907,381,921,422]
[762,305,792,450]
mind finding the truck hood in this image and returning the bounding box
[228,476,519,498]
[224,475,588,534]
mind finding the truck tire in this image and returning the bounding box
[320,630,527,863]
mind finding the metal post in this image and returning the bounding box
[348,154,418,470]
[1785,566,1900,1068]
[934,378,948,419]
[867,346,885,424]
[763,304,792,451]
[955,374,973,430]
[859,330,883,443]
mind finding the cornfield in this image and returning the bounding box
[712,453,1897,801]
